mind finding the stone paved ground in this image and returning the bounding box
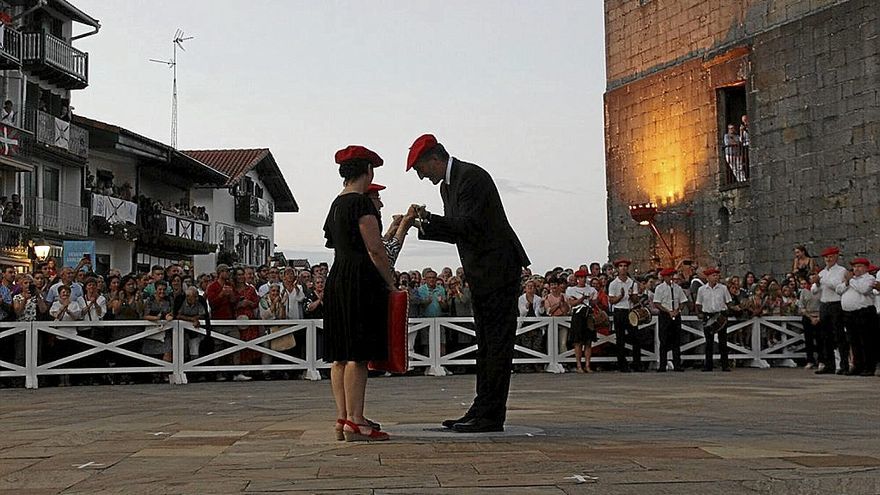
[1,369,879,494]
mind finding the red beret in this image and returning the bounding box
[366,183,386,194]
[820,246,840,257]
[659,268,676,277]
[406,134,438,171]
[613,258,631,267]
[850,257,870,266]
[703,267,720,276]
[574,269,588,278]
[869,265,879,274]
[335,145,383,168]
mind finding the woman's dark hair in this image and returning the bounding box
[794,245,810,257]
[120,275,138,293]
[107,274,120,287]
[338,159,371,182]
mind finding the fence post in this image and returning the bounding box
[426,319,448,376]
[304,321,321,380]
[25,322,37,389]
[546,318,564,373]
[748,318,770,368]
[652,317,662,371]
[170,321,187,385]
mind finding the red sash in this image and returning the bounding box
[368,290,409,373]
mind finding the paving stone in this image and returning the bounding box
[785,455,880,468]
[0,469,92,490]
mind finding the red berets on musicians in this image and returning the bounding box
[820,246,840,257]
[574,269,588,278]
[335,145,384,167]
[659,268,676,277]
[850,257,870,266]
[613,258,631,267]
[703,267,721,276]
[366,183,386,194]
[869,265,879,274]
[406,133,438,171]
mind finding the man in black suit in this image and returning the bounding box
[406,133,530,433]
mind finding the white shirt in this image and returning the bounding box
[50,299,82,338]
[517,293,544,317]
[76,295,107,322]
[695,283,732,313]
[258,281,282,297]
[565,285,597,311]
[837,273,876,312]
[283,283,306,319]
[811,264,847,303]
[608,277,637,310]
[653,281,689,313]
[444,156,453,184]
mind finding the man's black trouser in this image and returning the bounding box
[658,312,681,370]
[612,309,640,369]
[842,307,877,373]
[801,315,819,364]
[467,283,519,424]
[818,301,847,371]
[703,314,728,370]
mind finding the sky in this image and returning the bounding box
[73,0,608,274]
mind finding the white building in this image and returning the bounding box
[183,149,297,274]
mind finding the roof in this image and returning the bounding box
[74,115,228,185]
[51,0,101,29]
[182,149,298,213]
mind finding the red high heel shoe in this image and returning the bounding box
[342,420,389,442]
[335,419,345,441]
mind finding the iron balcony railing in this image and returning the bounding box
[0,24,22,66]
[23,196,89,236]
[34,110,88,159]
[234,194,274,226]
[160,209,211,243]
[722,141,750,186]
[21,31,88,88]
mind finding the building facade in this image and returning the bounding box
[604,0,878,276]
[0,0,98,268]
[183,149,298,274]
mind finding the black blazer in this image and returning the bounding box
[419,159,530,297]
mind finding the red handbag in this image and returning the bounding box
[369,290,409,374]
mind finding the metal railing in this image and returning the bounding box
[0,316,808,389]
[21,31,88,85]
[23,196,89,236]
[722,142,750,185]
[35,110,89,158]
[160,209,211,243]
[0,24,22,65]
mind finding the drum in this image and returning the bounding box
[628,307,652,326]
[369,290,410,374]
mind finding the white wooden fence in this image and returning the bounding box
[0,316,806,389]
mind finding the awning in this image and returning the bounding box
[0,155,34,173]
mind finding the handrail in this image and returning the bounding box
[0,316,808,389]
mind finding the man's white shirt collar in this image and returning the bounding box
[444,156,453,185]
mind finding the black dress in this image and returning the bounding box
[322,193,389,362]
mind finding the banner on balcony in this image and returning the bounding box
[178,219,193,239]
[193,224,204,242]
[62,240,96,269]
[54,118,70,150]
[91,194,137,224]
[0,126,19,156]
[165,216,177,236]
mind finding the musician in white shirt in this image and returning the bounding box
[695,268,732,372]
[608,259,641,372]
[810,246,849,374]
[653,268,688,372]
[836,258,876,376]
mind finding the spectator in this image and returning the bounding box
[418,270,447,318]
[0,265,17,320]
[234,267,261,375]
[446,276,472,317]
[798,275,821,369]
[792,246,816,281]
[143,280,174,366]
[143,265,166,297]
[0,99,15,125]
[281,268,306,319]
[542,276,570,354]
[516,279,545,372]
[297,269,313,292]
[259,283,289,378]
[724,123,745,182]
[258,266,282,297]
[49,285,82,386]
[304,275,326,320]
[173,286,211,360]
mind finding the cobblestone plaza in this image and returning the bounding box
[1,369,879,494]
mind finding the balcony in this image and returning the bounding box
[138,206,216,255]
[0,24,22,68]
[0,121,35,172]
[23,196,89,237]
[235,195,274,227]
[34,111,88,159]
[720,141,750,190]
[22,31,88,89]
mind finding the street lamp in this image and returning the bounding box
[628,202,675,260]
[33,238,50,261]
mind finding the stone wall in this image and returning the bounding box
[604,0,878,276]
[606,0,846,86]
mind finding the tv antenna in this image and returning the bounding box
[150,29,194,149]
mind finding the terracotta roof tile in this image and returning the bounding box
[182,149,270,185]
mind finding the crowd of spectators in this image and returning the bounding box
[2,244,878,387]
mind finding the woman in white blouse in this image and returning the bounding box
[49,285,82,386]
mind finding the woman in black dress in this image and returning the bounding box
[324,145,396,442]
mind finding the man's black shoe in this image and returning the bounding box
[442,415,473,429]
[844,368,863,376]
[451,418,504,433]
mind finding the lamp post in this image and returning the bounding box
[33,238,50,262]
[628,203,676,261]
